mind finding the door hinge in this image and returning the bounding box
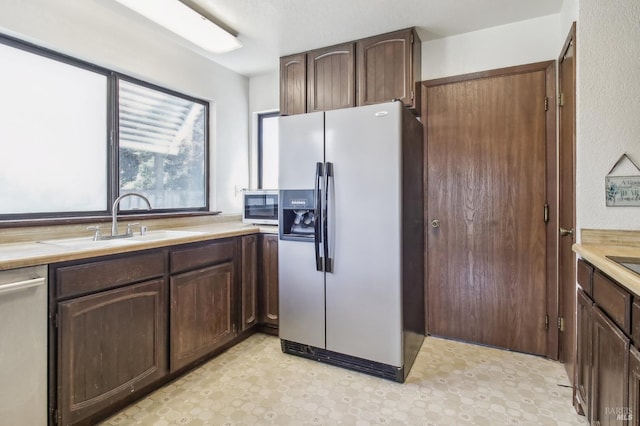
[545,315,549,331]
[543,204,549,223]
[53,313,59,328]
[411,90,414,100]
[410,33,414,44]
[545,97,550,111]
[558,92,565,107]
[558,317,565,331]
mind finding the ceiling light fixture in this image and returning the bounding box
[114,0,242,54]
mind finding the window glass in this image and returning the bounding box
[0,43,108,215]
[258,112,279,189]
[118,80,207,210]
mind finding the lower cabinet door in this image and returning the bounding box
[241,235,258,331]
[575,288,593,419]
[57,279,167,426]
[170,262,235,371]
[630,346,640,426]
[259,234,279,328]
[591,306,630,426]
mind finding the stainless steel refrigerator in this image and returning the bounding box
[277,101,424,382]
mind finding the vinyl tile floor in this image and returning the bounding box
[101,333,587,426]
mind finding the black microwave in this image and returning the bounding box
[242,190,279,225]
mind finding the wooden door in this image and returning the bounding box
[57,279,167,426]
[280,53,306,116]
[591,306,630,426]
[356,28,421,111]
[425,63,554,356]
[241,235,258,331]
[170,262,235,372]
[307,42,355,112]
[558,23,578,382]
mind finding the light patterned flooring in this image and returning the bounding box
[102,333,587,426]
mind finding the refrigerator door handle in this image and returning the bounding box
[314,162,324,272]
[324,162,334,273]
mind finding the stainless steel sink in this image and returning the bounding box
[607,256,640,275]
[38,229,205,250]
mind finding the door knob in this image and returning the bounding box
[431,219,440,228]
[559,227,574,236]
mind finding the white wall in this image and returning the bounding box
[575,0,640,233]
[421,14,561,80]
[0,0,249,213]
[560,0,578,39]
[248,71,280,188]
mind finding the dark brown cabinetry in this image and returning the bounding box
[280,27,421,115]
[169,239,238,372]
[280,53,307,116]
[575,258,636,425]
[50,233,267,425]
[591,306,630,426]
[53,251,167,426]
[241,235,258,331]
[630,346,640,426]
[307,42,356,113]
[356,27,421,111]
[576,288,592,418]
[258,234,279,333]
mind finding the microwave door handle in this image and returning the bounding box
[314,162,324,272]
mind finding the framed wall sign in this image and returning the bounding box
[606,153,640,207]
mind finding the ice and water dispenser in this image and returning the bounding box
[279,189,317,241]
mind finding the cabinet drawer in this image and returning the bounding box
[56,251,165,299]
[170,239,236,274]
[577,258,594,296]
[592,270,631,335]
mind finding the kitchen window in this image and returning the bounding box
[118,79,207,211]
[257,111,279,189]
[0,35,209,221]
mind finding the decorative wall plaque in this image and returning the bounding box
[606,153,640,207]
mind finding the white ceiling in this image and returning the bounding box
[119,0,565,77]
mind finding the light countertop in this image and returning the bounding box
[0,220,278,271]
[573,229,640,297]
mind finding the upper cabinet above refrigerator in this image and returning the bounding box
[307,42,356,113]
[279,27,421,116]
[356,28,421,111]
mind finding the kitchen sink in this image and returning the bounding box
[607,256,640,275]
[38,229,205,250]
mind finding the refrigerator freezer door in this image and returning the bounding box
[278,111,324,190]
[278,239,326,348]
[278,111,326,349]
[324,102,403,367]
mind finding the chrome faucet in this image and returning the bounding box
[111,192,152,237]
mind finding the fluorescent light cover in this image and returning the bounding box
[115,0,242,53]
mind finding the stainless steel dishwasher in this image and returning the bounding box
[0,265,47,425]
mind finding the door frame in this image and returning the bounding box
[420,60,558,358]
[558,22,578,376]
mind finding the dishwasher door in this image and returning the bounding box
[0,265,47,425]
